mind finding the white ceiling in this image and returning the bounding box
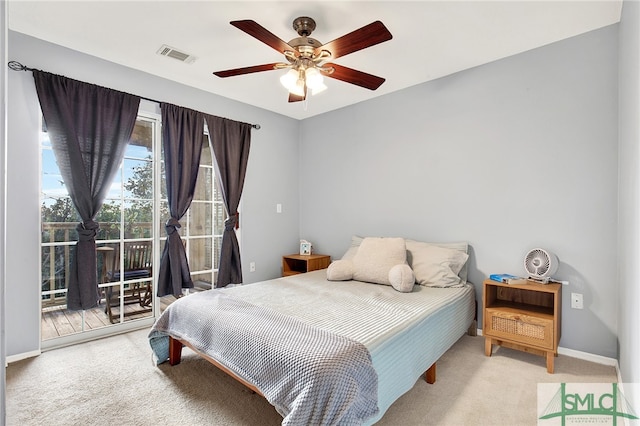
[8,1,622,120]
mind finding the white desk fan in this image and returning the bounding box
[524,248,558,283]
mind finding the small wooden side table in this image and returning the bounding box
[483,278,562,373]
[282,254,331,277]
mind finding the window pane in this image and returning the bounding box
[188,202,212,236]
[41,149,67,199]
[97,243,117,285]
[124,200,152,239]
[214,236,222,270]
[95,200,121,241]
[192,272,213,290]
[214,181,222,202]
[214,203,225,235]
[41,245,73,307]
[193,166,212,201]
[40,130,52,149]
[123,159,152,200]
[122,241,153,281]
[189,237,212,272]
[160,161,167,199]
[103,170,122,201]
[128,120,153,159]
[41,197,81,243]
[200,136,212,165]
[159,200,169,237]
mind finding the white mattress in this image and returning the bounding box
[221,270,476,423]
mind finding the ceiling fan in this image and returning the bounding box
[213,17,393,103]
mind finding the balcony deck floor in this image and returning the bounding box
[41,283,210,340]
[41,296,177,341]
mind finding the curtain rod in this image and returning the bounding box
[7,61,261,130]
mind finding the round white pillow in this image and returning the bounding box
[389,264,415,293]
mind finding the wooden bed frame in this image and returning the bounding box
[169,335,265,395]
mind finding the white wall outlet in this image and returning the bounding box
[249,261,256,272]
[276,203,282,213]
[571,292,583,309]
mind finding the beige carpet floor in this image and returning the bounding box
[6,328,617,425]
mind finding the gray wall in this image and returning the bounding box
[6,31,301,356]
[617,0,640,393]
[299,25,619,358]
[1,1,8,422]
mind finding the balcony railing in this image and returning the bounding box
[41,221,153,308]
[41,221,216,309]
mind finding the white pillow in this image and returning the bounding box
[408,243,469,287]
[353,237,407,286]
[344,237,469,280]
[326,259,354,281]
[406,239,469,283]
[389,264,415,292]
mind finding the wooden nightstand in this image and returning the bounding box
[282,254,331,277]
[483,278,562,373]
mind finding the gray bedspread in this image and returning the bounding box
[149,290,378,425]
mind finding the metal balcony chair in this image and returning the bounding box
[103,241,153,324]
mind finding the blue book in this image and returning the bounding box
[490,274,526,284]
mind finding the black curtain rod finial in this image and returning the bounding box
[8,61,33,72]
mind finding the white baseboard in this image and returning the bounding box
[557,346,618,367]
[6,348,41,364]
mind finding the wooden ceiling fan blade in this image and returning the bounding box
[288,92,306,103]
[316,21,392,60]
[213,63,280,78]
[324,63,386,90]
[231,20,294,54]
[288,85,307,103]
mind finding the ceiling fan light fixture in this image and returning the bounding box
[280,68,298,90]
[311,82,327,96]
[305,67,324,90]
[290,75,306,97]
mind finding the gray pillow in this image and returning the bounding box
[406,242,469,287]
[405,239,469,283]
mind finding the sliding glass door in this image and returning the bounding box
[40,113,159,343]
[40,111,225,346]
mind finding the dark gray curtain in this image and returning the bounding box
[204,115,252,288]
[32,70,140,310]
[157,103,205,297]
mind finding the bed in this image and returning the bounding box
[149,237,476,425]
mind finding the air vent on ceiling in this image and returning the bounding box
[156,45,197,64]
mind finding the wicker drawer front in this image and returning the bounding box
[485,308,554,349]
